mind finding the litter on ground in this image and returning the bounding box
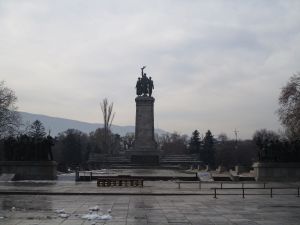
[58,213,69,218]
[89,205,99,211]
[81,212,112,221]
[55,209,65,214]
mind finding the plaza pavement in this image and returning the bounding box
[1,193,300,225]
[0,169,300,225]
[0,180,300,224]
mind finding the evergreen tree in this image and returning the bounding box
[189,130,201,154]
[28,120,46,139]
[202,130,215,167]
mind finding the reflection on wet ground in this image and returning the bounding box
[1,195,52,211]
[0,182,56,187]
[0,195,300,224]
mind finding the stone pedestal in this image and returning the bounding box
[127,96,160,164]
[0,161,57,180]
[253,162,300,181]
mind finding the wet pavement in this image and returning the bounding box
[0,194,300,224]
[0,170,299,224]
[0,180,299,195]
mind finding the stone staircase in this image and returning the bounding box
[160,154,201,165]
[88,153,201,168]
[88,153,130,164]
[105,155,130,164]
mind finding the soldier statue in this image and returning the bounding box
[148,77,154,97]
[136,77,142,96]
[135,66,154,97]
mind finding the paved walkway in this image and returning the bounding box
[0,194,300,225]
[0,169,300,224]
[0,180,299,195]
[0,179,300,224]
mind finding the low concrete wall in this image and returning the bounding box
[0,161,57,180]
[253,162,300,181]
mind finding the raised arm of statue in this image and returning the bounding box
[141,66,146,76]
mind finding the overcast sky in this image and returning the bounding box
[1,0,300,139]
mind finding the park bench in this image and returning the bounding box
[97,176,144,187]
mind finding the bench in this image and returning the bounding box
[97,177,144,187]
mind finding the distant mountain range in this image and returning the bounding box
[19,111,167,137]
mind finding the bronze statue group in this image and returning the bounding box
[136,66,154,97]
[256,139,300,162]
[4,135,54,161]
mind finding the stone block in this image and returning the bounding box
[0,161,57,180]
[253,162,300,181]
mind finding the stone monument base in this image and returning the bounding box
[0,161,57,180]
[127,150,160,165]
[253,162,300,181]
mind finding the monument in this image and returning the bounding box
[0,134,57,180]
[127,66,160,164]
[253,139,300,181]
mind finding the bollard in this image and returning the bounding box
[242,188,245,198]
[270,188,273,198]
[178,182,181,189]
[90,171,92,181]
[221,182,223,189]
[264,183,266,189]
[214,188,217,198]
[75,169,79,181]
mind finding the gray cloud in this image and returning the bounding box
[1,0,300,139]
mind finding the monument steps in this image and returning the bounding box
[88,154,130,164]
[88,153,202,168]
[161,154,200,163]
[107,164,181,169]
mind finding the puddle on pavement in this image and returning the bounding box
[0,195,52,211]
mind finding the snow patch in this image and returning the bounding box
[58,213,69,218]
[89,205,99,211]
[55,209,69,218]
[55,209,65,214]
[81,212,112,221]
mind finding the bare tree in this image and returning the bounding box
[159,132,188,155]
[0,81,20,137]
[278,73,300,140]
[121,132,135,150]
[100,98,115,154]
[252,129,280,149]
[217,133,228,143]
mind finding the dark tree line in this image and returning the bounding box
[253,129,300,162]
[3,120,54,161]
[157,129,257,169]
[157,132,189,154]
[215,139,257,168]
[52,128,122,170]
